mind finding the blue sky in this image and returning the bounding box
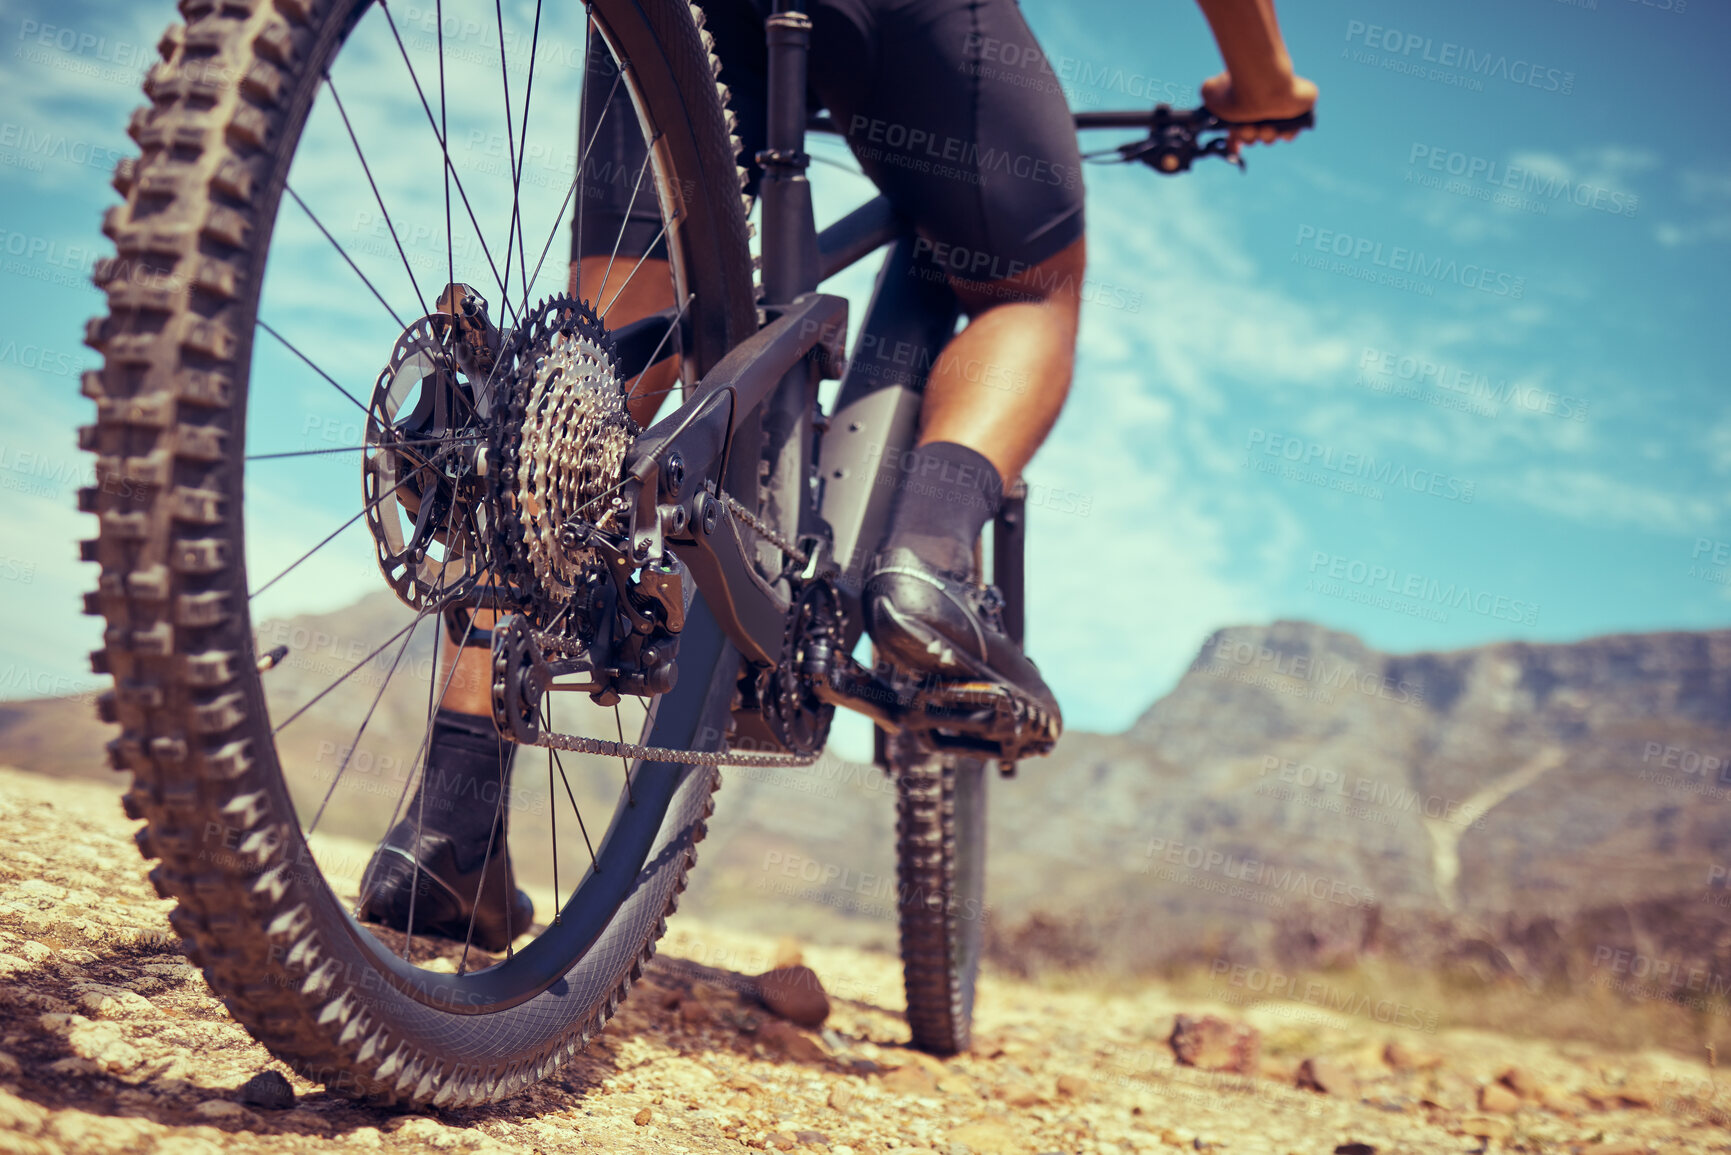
[0,0,1725,743]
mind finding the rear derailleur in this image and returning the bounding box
[489,518,687,746]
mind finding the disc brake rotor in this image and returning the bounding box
[363,312,492,609]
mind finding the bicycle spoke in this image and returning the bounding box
[525,28,620,302]
[398,493,473,959]
[598,220,670,320]
[596,151,653,309]
[306,611,427,836]
[624,293,692,401]
[550,745,598,872]
[247,435,479,462]
[246,466,423,600]
[257,319,369,415]
[492,0,525,309]
[271,609,434,736]
[512,0,544,308]
[284,185,410,333]
[325,72,430,319]
[613,704,634,806]
[437,0,453,315]
[377,1,519,324]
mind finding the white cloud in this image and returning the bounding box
[1501,467,1720,535]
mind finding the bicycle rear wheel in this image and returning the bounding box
[81,0,753,1106]
[892,732,988,1055]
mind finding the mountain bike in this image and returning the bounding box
[78,0,1309,1108]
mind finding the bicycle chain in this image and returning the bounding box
[721,490,808,567]
[530,727,821,767]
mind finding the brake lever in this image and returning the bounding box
[1108,105,1315,175]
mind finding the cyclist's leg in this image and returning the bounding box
[814,0,1085,499]
[819,0,1079,715]
[924,236,1085,484]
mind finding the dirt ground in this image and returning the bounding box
[1,765,1726,1155]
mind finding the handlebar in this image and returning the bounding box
[808,103,1314,175]
[1077,103,1315,174]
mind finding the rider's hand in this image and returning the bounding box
[1201,70,1317,152]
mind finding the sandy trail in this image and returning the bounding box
[0,765,1721,1155]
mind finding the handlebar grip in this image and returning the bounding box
[1214,109,1315,134]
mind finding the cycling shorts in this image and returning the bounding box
[573,0,1085,283]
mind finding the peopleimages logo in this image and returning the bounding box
[1307,551,1541,626]
[1408,145,1638,218]
[1246,429,1476,503]
[1343,21,1576,95]
[1358,347,1590,422]
[1294,225,1526,298]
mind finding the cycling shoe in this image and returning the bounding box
[862,546,1063,736]
[357,817,534,953]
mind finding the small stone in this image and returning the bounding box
[679,998,715,1027]
[755,965,832,1028]
[1169,1014,1259,1074]
[1381,1040,1428,1071]
[1458,1114,1512,1141]
[827,1083,854,1111]
[240,1069,296,1110]
[727,1092,753,1109]
[1479,1082,1521,1114]
[758,1019,829,1064]
[1295,1057,1359,1100]
[0,1087,48,1132]
[1577,1143,1651,1155]
[1055,1074,1089,1098]
[1497,1065,1541,1099]
[1333,1145,1377,1155]
[47,1110,148,1151]
[0,1051,19,1080]
[634,1107,652,1126]
[795,1131,829,1146]
[1537,1084,1580,1115]
[945,1119,1020,1153]
[881,1065,940,1097]
[192,1100,248,1121]
[1003,1086,1045,1109]
[766,1133,799,1151]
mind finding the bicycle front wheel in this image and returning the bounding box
[81,0,753,1107]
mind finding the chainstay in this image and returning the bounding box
[529,727,822,767]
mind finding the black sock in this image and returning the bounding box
[407,708,515,858]
[878,441,1003,576]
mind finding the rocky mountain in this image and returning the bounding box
[979,621,1731,984]
[6,596,1729,987]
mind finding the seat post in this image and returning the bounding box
[759,0,818,305]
